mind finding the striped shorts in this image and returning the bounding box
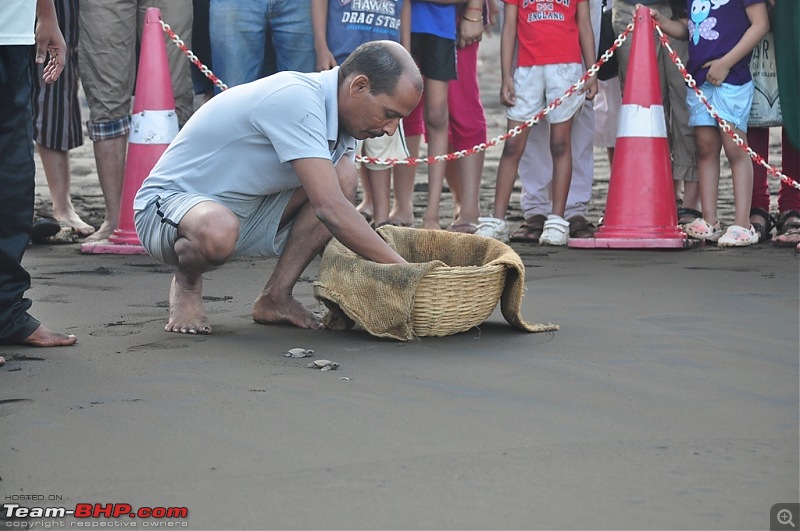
[31,0,83,151]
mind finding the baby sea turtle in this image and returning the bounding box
[307,359,339,371]
[284,348,314,358]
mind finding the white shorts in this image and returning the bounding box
[357,121,409,170]
[506,63,586,125]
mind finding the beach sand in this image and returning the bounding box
[2,30,796,530]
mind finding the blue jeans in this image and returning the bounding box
[209,0,315,90]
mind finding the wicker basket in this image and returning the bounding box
[411,262,507,337]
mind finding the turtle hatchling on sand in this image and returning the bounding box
[307,359,339,371]
[284,348,314,358]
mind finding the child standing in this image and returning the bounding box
[311,0,411,228]
[653,0,768,246]
[478,0,598,245]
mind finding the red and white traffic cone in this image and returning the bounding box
[81,7,178,255]
[570,5,687,249]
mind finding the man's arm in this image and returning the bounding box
[291,157,407,264]
[35,0,66,83]
[576,1,597,99]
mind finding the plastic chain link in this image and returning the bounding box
[159,15,796,190]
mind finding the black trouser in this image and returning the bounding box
[0,45,40,344]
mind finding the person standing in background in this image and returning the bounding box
[78,0,194,242]
[210,0,316,90]
[0,0,77,346]
[612,0,699,226]
[505,0,603,243]
[312,0,412,229]
[31,0,95,243]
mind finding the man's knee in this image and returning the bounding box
[181,208,240,263]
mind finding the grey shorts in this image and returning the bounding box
[134,190,295,266]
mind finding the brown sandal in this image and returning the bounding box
[772,210,800,247]
[509,214,546,242]
[567,215,596,238]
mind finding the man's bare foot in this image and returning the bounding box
[166,276,212,334]
[84,220,116,242]
[20,324,77,347]
[252,289,324,329]
[54,208,95,237]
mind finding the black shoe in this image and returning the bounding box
[31,218,61,244]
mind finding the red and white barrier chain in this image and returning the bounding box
[654,22,798,190]
[161,17,796,189]
[160,20,228,91]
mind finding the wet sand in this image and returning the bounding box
[2,33,798,530]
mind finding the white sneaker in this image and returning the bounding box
[538,214,570,246]
[717,224,759,247]
[475,217,509,241]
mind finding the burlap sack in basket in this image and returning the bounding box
[313,225,559,340]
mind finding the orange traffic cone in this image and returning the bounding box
[569,5,687,249]
[81,7,178,255]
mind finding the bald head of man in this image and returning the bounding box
[337,40,423,141]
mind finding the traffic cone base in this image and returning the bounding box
[80,241,149,255]
[571,5,687,250]
[569,237,689,249]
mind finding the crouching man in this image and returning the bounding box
[134,41,422,334]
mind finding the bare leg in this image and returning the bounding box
[421,79,450,229]
[451,151,484,226]
[722,128,753,228]
[683,181,701,212]
[20,324,77,347]
[251,199,330,329]
[367,167,392,226]
[253,162,359,328]
[695,126,722,225]
[85,136,126,242]
[356,165,373,222]
[389,134,419,226]
[167,201,240,334]
[445,158,461,221]
[492,121,530,219]
[36,144,95,236]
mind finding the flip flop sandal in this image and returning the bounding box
[509,214,546,242]
[567,215,596,238]
[446,222,479,234]
[45,224,80,244]
[772,227,800,248]
[749,207,775,243]
[772,210,800,247]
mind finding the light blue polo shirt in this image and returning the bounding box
[134,68,356,215]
